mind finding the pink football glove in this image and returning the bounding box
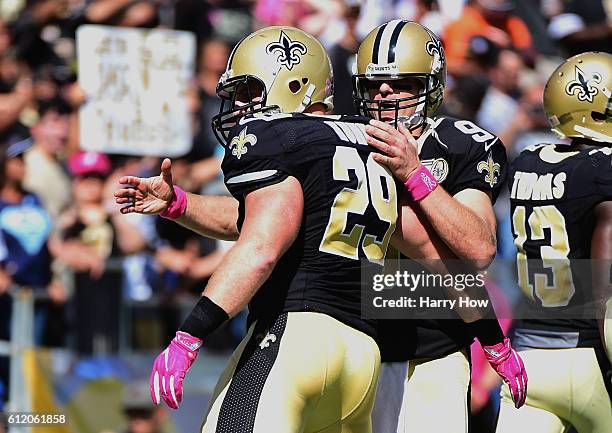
[150,331,202,409]
[482,337,528,408]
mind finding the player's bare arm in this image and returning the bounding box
[178,193,239,241]
[391,191,497,323]
[115,158,239,240]
[391,191,454,260]
[591,200,612,362]
[387,162,525,407]
[366,119,496,269]
[203,176,303,315]
[150,176,303,409]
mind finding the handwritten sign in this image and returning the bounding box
[77,25,195,156]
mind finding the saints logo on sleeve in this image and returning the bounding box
[418,117,508,203]
[229,127,257,160]
[222,116,294,198]
[477,153,502,188]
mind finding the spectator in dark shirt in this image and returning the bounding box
[190,38,230,193]
[0,19,32,147]
[547,0,612,56]
[173,0,213,43]
[53,150,146,354]
[193,38,229,161]
[329,1,360,115]
[8,0,67,71]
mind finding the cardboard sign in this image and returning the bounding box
[77,25,195,156]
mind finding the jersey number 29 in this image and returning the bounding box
[320,147,397,263]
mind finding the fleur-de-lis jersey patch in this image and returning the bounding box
[229,126,257,160]
[477,152,501,188]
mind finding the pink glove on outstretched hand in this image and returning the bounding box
[483,337,528,408]
[150,331,203,409]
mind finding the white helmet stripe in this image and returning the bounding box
[377,20,403,65]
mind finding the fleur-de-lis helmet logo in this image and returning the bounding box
[425,30,445,74]
[477,152,501,188]
[565,65,602,103]
[229,127,257,160]
[266,30,308,71]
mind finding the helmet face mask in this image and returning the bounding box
[353,73,436,129]
[212,26,334,144]
[212,75,277,145]
[543,51,612,144]
[353,20,446,131]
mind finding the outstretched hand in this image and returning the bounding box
[115,158,175,215]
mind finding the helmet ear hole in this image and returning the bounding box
[302,78,309,84]
[289,80,301,94]
[591,111,606,122]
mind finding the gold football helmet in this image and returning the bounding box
[544,51,612,144]
[353,20,446,129]
[212,26,334,143]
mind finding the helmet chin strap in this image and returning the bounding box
[398,113,424,127]
[573,125,612,143]
[297,84,316,112]
[396,94,427,130]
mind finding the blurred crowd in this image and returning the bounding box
[0,0,610,424]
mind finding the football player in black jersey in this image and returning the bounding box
[115,26,478,433]
[351,20,527,433]
[116,22,528,432]
[496,52,612,433]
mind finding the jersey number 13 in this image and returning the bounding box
[513,205,575,307]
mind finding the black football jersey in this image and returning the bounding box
[509,144,612,349]
[377,116,508,361]
[221,113,400,339]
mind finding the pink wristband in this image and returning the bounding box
[174,331,203,352]
[404,165,438,201]
[160,186,187,220]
